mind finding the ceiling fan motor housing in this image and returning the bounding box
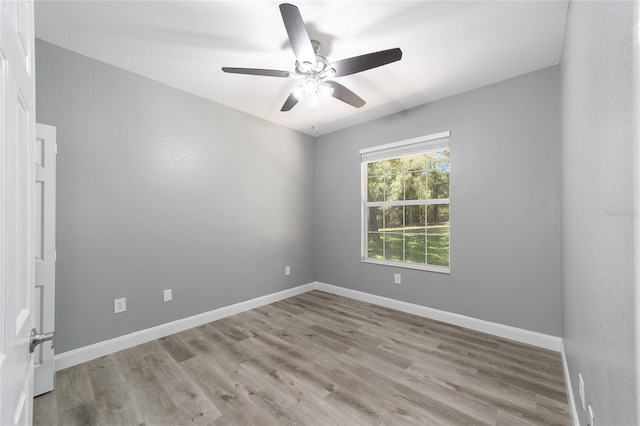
[294,40,334,77]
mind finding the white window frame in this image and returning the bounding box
[360,131,451,273]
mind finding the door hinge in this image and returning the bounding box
[54,250,57,261]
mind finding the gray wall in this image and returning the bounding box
[561,1,637,425]
[35,40,316,353]
[315,66,562,336]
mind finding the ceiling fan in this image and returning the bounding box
[222,3,403,112]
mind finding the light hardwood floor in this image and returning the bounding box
[34,290,572,425]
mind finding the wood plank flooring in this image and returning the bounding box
[34,291,572,425]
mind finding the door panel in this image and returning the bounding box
[0,0,36,424]
[34,124,56,396]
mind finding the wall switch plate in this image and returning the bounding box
[587,405,595,426]
[394,273,401,284]
[163,289,172,302]
[285,266,291,276]
[114,297,126,314]
[578,373,585,410]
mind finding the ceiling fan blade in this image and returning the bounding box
[330,48,402,77]
[279,3,316,65]
[222,67,291,78]
[327,81,365,108]
[281,92,300,112]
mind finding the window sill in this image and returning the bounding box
[361,258,450,274]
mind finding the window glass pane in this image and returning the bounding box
[368,233,383,259]
[427,150,450,199]
[405,205,425,232]
[385,175,403,202]
[368,176,384,202]
[384,233,403,261]
[405,234,426,264]
[367,161,385,177]
[404,153,427,172]
[385,158,403,201]
[404,170,427,200]
[368,207,384,232]
[427,204,449,227]
[427,235,449,266]
[384,206,403,230]
[427,204,449,266]
[387,158,403,175]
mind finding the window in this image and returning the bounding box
[360,132,450,273]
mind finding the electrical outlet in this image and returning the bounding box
[588,405,595,426]
[394,273,401,284]
[114,297,126,314]
[163,289,172,302]
[578,373,585,410]
[285,266,291,276]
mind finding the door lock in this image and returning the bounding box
[30,328,55,353]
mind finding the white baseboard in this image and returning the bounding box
[314,281,563,352]
[55,280,563,372]
[54,283,315,371]
[561,343,580,426]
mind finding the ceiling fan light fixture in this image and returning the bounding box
[308,93,320,107]
[302,76,318,94]
[292,85,305,100]
[318,81,334,99]
[297,61,314,74]
[293,77,333,105]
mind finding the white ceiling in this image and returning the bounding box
[34,1,569,137]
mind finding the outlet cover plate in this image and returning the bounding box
[114,297,126,314]
[394,273,401,284]
[163,289,172,302]
[285,266,291,276]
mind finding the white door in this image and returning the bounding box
[33,124,56,396]
[0,0,36,425]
